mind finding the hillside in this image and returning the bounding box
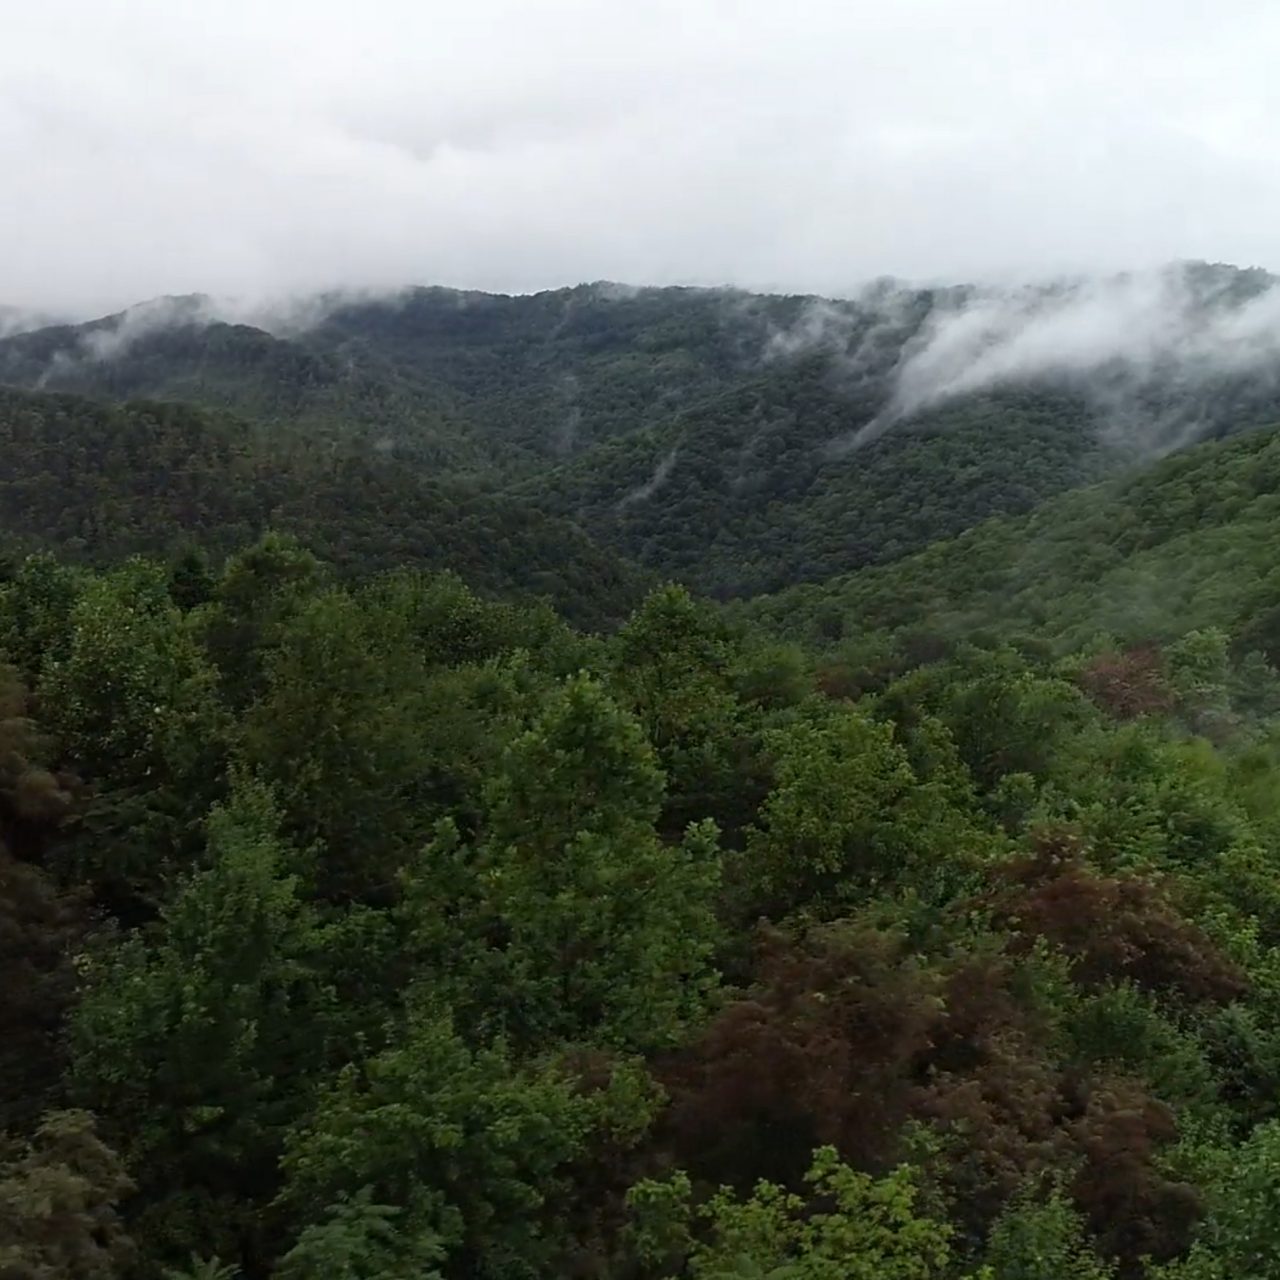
[10,265,1280,596]
[526,374,1111,595]
[12,266,1280,1280]
[8,424,1280,1279]
[0,387,649,627]
[744,416,1280,666]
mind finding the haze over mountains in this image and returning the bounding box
[4,259,1280,605]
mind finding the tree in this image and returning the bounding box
[400,674,722,1054]
[275,1189,443,1280]
[626,1146,958,1279]
[39,559,222,791]
[1155,1120,1280,1280]
[166,550,216,613]
[0,1110,135,1280]
[196,534,326,710]
[609,585,760,837]
[0,554,83,682]
[0,849,85,1132]
[981,1183,1116,1280]
[238,585,431,900]
[68,780,327,1269]
[742,706,984,919]
[279,1001,645,1280]
[37,560,226,903]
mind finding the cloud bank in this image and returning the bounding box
[7,1,1280,313]
[761,264,1280,452]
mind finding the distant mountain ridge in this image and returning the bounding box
[5,261,1280,600]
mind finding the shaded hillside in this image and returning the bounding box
[302,282,812,459]
[744,416,1280,661]
[0,306,486,470]
[527,370,1112,595]
[0,388,648,627]
[0,285,812,471]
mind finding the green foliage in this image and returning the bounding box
[610,584,758,835]
[1155,1120,1280,1279]
[68,779,327,1265]
[0,553,84,680]
[0,388,649,630]
[981,1182,1115,1280]
[743,706,987,917]
[0,1110,135,1280]
[279,1001,628,1279]
[275,1189,444,1280]
[40,560,224,792]
[9,297,1280,1280]
[747,414,1280,662]
[401,674,722,1052]
[162,1255,239,1280]
[628,1146,957,1279]
[238,584,429,898]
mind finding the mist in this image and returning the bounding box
[9,1,1280,313]
[762,264,1280,454]
[888,267,1280,413]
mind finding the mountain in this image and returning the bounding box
[525,373,1111,595]
[0,301,487,469]
[6,262,1280,601]
[0,387,649,627]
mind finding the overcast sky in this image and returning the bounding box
[6,0,1280,313]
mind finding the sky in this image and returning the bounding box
[6,0,1280,314]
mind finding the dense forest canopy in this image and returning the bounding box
[7,263,1280,1279]
[8,261,1280,597]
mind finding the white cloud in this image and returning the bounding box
[7,0,1280,312]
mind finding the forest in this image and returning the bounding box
[6,271,1280,1278]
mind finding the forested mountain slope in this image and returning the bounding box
[0,307,486,469]
[745,416,1280,668]
[7,512,1280,1279]
[10,263,1280,596]
[526,375,1111,595]
[0,388,649,626]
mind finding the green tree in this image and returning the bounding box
[744,706,985,918]
[279,1001,648,1280]
[626,1146,958,1279]
[401,674,722,1052]
[610,585,758,836]
[38,559,227,901]
[238,585,430,899]
[275,1189,443,1280]
[0,1110,135,1280]
[981,1183,1115,1280]
[0,553,84,682]
[1155,1120,1280,1280]
[197,534,326,709]
[39,559,222,793]
[68,780,326,1268]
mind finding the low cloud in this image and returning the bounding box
[16,286,401,386]
[780,264,1280,453]
[617,447,679,510]
[886,265,1280,416]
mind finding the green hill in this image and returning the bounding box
[0,387,648,627]
[744,416,1280,662]
[9,264,1280,601]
